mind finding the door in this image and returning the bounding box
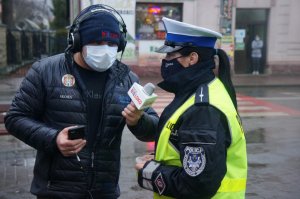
[235,9,268,74]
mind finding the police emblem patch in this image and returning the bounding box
[154,172,166,195]
[183,146,206,177]
[62,74,75,87]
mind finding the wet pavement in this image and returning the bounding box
[1,116,299,199]
[0,74,300,198]
[0,136,35,199]
[244,117,300,198]
[0,128,153,199]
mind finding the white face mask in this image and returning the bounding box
[83,45,118,72]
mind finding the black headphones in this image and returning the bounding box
[67,4,127,53]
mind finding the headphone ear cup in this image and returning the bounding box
[71,32,81,53]
[118,33,127,52]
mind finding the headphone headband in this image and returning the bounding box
[72,5,127,33]
[67,4,127,53]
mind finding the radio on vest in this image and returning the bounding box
[128,82,158,110]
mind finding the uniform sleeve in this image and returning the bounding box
[138,105,231,198]
[128,107,159,142]
[4,62,59,154]
[127,70,159,141]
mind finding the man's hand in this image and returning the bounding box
[56,126,87,156]
[122,102,143,126]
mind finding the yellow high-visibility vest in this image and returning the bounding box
[154,78,247,199]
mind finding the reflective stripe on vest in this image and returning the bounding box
[154,78,247,199]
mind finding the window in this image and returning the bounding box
[136,3,183,40]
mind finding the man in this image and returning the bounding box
[251,35,263,75]
[5,4,158,199]
[132,17,247,199]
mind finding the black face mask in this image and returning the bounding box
[160,56,185,80]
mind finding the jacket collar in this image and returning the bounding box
[158,59,216,95]
[109,60,130,82]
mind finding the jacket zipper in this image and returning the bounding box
[93,73,116,151]
[72,65,95,190]
[91,152,94,168]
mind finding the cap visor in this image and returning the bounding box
[155,45,183,53]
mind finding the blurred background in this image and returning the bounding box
[0,1,299,199]
[0,0,299,77]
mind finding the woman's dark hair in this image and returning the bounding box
[178,47,237,109]
[217,48,237,109]
[178,47,215,62]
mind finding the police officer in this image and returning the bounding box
[134,17,247,199]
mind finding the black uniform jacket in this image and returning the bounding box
[149,60,231,199]
[4,53,158,199]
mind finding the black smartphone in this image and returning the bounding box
[68,125,86,140]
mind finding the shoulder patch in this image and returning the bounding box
[183,146,206,177]
[195,84,209,104]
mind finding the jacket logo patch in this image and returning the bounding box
[60,94,73,99]
[154,172,166,195]
[118,95,131,105]
[183,146,206,177]
[62,74,75,87]
[86,90,102,100]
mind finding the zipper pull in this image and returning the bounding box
[109,135,116,146]
[76,153,83,170]
[91,152,94,168]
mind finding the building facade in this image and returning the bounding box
[71,0,300,76]
[233,0,300,75]
[131,0,300,74]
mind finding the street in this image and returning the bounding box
[0,84,300,199]
[236,86,300,199]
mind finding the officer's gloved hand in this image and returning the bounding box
[137,159,161,191]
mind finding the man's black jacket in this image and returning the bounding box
[4,53,158,199]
